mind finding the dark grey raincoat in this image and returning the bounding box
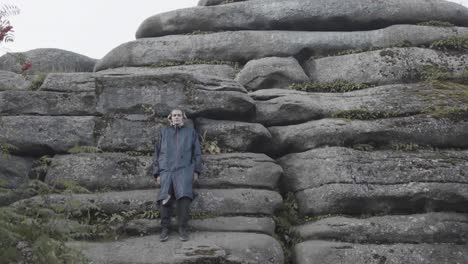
[153,125,202,203]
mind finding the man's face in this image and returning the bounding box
[171,110,183,125]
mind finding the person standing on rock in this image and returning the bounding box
[152,108,203,242]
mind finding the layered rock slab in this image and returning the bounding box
[44,153,281,191]
[0,155,33,189]
[96,25,468,71]
[95,72,254,119]
[296,182,468,216]
[198,0,246,6]
[296,212,468,244]
[195,118,272,153]
[235,57,308,91]
[123,216,275,236]
[136,0,468,37]
[269,116,468,155]
[278,147,468,192]
[95,115,167,153]
[14,189,282,215]
[0,48,96,74]
[0,116,97,155]
[40,73,97,92]
[306,47,468,85]
[0,90,97,116]
[251,82,468,126]
[70,232,284,264]
[0,71,31,91]
[294,240,468,264]
[97,64,237,79]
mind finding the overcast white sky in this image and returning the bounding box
[1,0,467,59]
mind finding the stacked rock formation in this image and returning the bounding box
[2,0,468,263]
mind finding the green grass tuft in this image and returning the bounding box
[28,73,47,91]
[417,21,455,27]
[430,36,468,51]
[289,80,371,93]
[331,109,400,120]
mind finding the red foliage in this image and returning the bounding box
[0,25,13,41]
[21,61,32,71]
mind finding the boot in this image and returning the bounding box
[160,227,169,242]
[178,226,189,241]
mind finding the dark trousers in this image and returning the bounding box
[160,197,191,229]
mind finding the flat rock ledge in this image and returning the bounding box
[122,216,276,236]
[69,232,284,264]
[251,82,468,126]
[136,0,468,37]
[294,240,467,264]
[296,212,468,244]
[296,182,468,216]
[44,152,282,191]
[95,25,468,71]
[306,47,468,85]
[13,189,283,216]
[269,116,468,155]
[278,146,468,192]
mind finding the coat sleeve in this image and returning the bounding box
[152,131,163,178]
[192,129,203,175]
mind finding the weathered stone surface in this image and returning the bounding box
[95,73,254,120]
[97,65,237,79]
[70,232,284,264]
[198,0,245,6]
[0,116,97,155]
[296,183,468,216]
[44,152,280,191]
[296,212,468,244]
[0,155,33,189]
[123,216,276,236]
[0,71,31,90]
[235,57,308,91]
[306,47,468,85]
[251,82,468,126]
[96,115,168,153]
[279,147,468,192]
[0,90,97,115]
[0,48,96,74]
[195,118,272,153]
[136,0,468,37]
[294,240,468,264]
[14,188,282,216]
[201,153,282,189]
[45,153,154,191]
[40,73,96,92]
[269,116,468,155]
[95,25,468,71]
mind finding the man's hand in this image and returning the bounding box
[155,176,160,185]
[193,173,199,183]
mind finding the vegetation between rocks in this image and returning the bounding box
[430,35,468,51]
[150,59,241,70]
[289,80,371,93]
[68,145,103,154]
[423,105,468,121]
[331,108,401,120]
[416,21,455,27]
[273,193,302,264]
[421,65,468,82]
[28,73,47,91]
[335,40,412,56]
[0,142,18,158]
[200,130,221,154]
